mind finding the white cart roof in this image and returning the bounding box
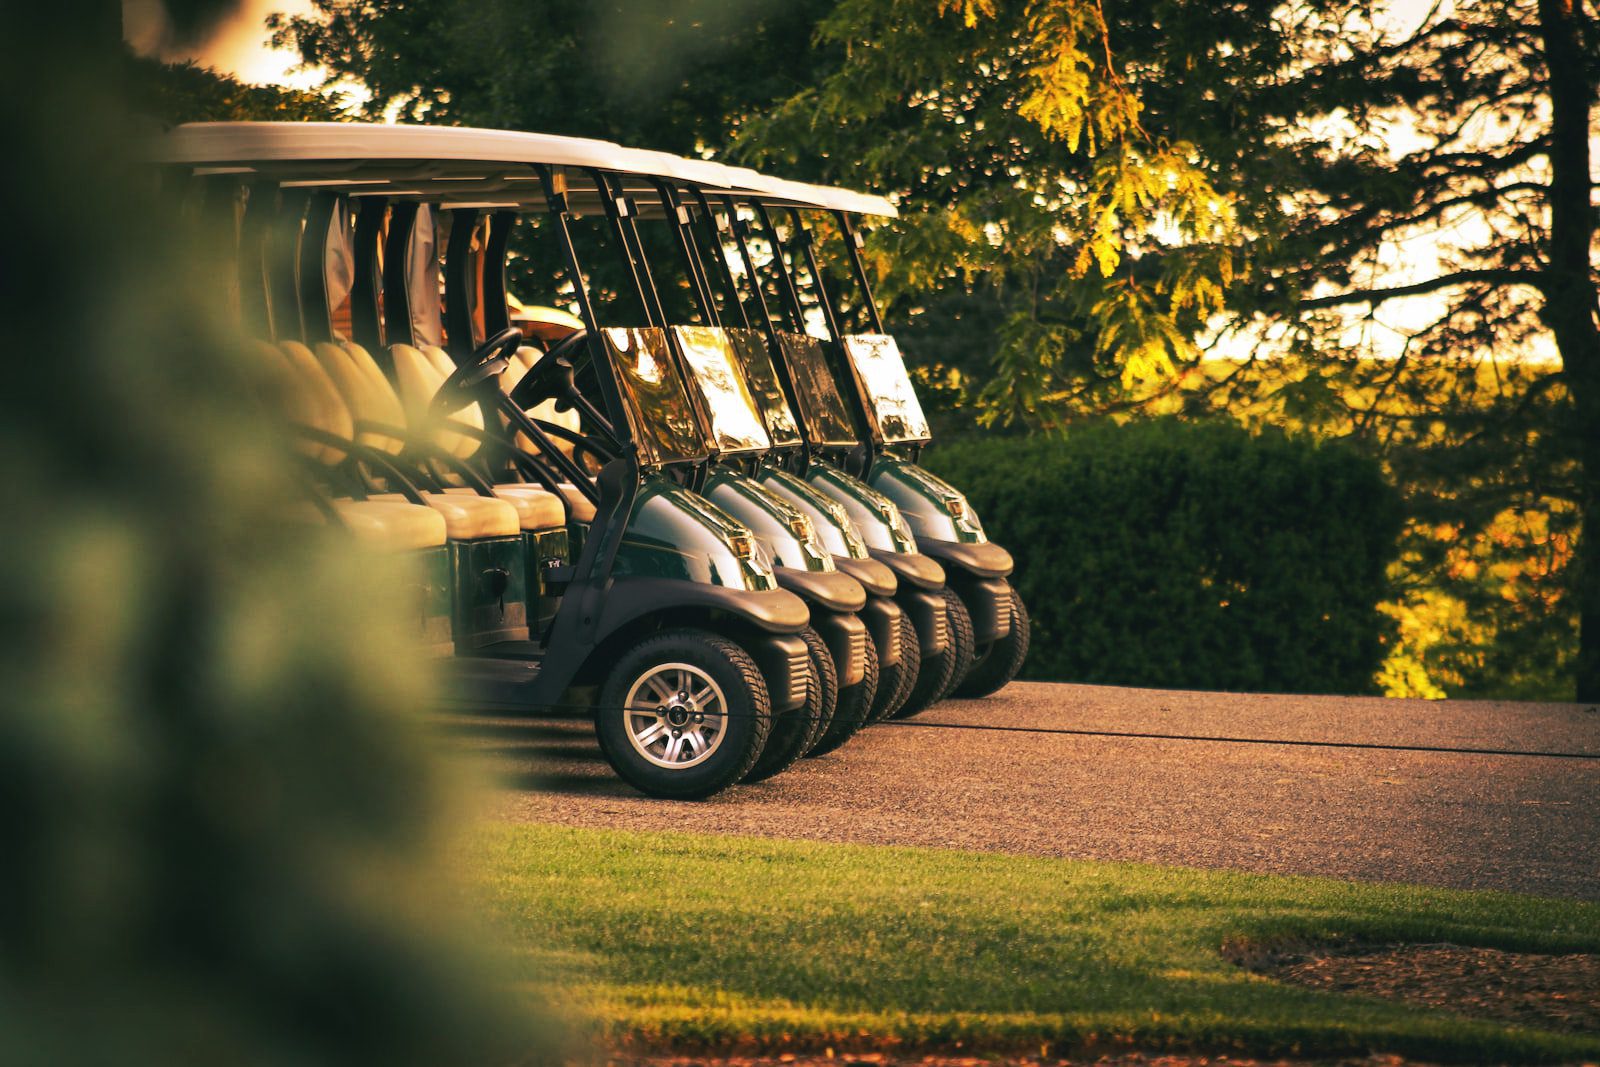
[157,121,896,218]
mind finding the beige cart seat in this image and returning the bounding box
[331,498,448,551]
[275,341,521,541]
[391,342,487,459]
[383,341,573,531]
[307,341,407,453]
[270,341,354,464]
[368,490,519,539]
[259,342,449,550]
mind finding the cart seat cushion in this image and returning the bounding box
[332,499,448,551]
[275,341,355,464]
[390,343,486,460]
[370,492,520,540]
[553,482,597,523]
[312,342,407,454]
[478,484,566,529]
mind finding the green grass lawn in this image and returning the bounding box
[477,823,1600,1063]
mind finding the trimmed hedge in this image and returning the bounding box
[923,419,1403,695]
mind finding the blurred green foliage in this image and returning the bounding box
[926,421,1403,694]
[0,6,547,1064]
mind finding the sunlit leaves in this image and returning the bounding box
[737,0,1238,425]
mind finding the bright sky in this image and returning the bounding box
[125,0,321,87]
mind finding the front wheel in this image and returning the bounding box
[595,628,772,799]
[954,586,1031,698]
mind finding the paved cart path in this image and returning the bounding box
[467,681,1600,900]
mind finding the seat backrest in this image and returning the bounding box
[312,341,407,455]
[390,343,486,460]
[275,340,355,465]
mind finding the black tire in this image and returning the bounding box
[935,587,975,702]
[895,587,974,718]
[955,586,1031,698]
[805,629,878,758]
[594,628,772,799]
[870,611,920,723]
[744,627,834,782]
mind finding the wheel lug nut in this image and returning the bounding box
[672,728,681,737]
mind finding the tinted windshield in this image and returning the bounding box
[672,326,772,455]
[841,333,930,444]
[726,328,803,448]
[776,332,858,447]
[603,326,706,465]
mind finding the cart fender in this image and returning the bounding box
[834,555,897,598]
[952,575,1013,646]
[524,576,809,710]
[774,566,867,614]
[809,608,869,688]
[593,577,808,636]
[858,593,904,670]
[868,548,945,591]
[897,586,949,658]
[915,536,1013,579]
[746,631,810,713]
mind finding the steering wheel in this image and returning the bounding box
[429,326,525,415]
[508,328,589,410]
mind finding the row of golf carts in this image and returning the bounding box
[159,122,1029,798]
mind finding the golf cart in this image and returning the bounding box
[160,122,815,799]
[714,184,1031,702]
[485,163,887,774]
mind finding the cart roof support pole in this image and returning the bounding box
[483,210,516,337]
[693,192,750,329]
[651,178,718,327]
[752,204,809,335]
[350,198,387,355]
[786,210,845,346]
[532,166,602,340]
[584,169,663,329]
[724,198,783,339]
[266,187,309,343]
[235,183,274,340]
[835,210,886,334]
[443,206,481,361]
[534,163,635,469]
[298,192,339,344]
[381,200,420,349]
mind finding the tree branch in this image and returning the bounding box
[1297,269,1546,310]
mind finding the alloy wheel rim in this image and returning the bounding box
[623,663,727,769]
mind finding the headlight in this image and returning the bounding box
[787,513,817,544]
[727,531,757,561]
[945,494,969,521]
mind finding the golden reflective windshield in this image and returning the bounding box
[776,332,858,447]
[602,327,706,465]
[671,326,772,455]
[726,328,803,448]
[842,333,931,444]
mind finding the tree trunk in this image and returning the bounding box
[1536,0,1600,701]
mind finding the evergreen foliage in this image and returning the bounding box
[926,422,1403,694]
